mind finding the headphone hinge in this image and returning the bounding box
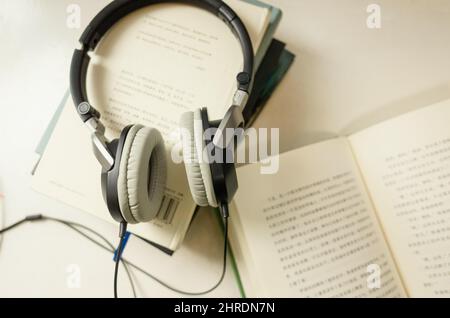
[212,105,245,149]
[85,117,115,171]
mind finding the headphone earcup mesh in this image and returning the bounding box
[117,125,167,224]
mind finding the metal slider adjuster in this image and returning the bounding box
[232,89,249,109]
[78,102,114,171]
[212,89,249,149]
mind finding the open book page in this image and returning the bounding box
[349,99,450,297]
[31,1,270,251]
[230,138,406,297]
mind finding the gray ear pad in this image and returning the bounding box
[180,110,218,207]
[117,125,167,224]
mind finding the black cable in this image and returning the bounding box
[124,215,229,296]
[0,198,5,252]
[114,222,128,298]
[43,217,137,298]
[0,214,137,298]
[0,218,27,235]
[60,218,228,296]
[0,213,229,296]
[119,216,229,296]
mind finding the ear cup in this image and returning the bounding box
[180,110,218,207]
[117,125,167,224]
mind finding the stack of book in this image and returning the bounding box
[32,0,294,253]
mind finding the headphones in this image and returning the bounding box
[70,0,254,225]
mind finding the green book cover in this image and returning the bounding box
[246,0,283,69]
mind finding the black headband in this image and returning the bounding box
[70,0,254,122]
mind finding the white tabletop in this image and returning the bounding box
[0,0,449,297]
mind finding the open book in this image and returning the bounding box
[31,0,278,252]
[230,99,450,297]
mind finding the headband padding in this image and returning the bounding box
[117,125,167,224]
[180,110,217,207]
